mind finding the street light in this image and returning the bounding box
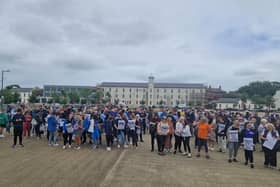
[1,69,10,109]
[1,70,10,91]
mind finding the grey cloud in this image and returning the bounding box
[234,69,259,77]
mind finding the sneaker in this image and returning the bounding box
[187,153,192,158]
[151,149,154,152]
[68,145,72,149]
[228,159,232,163]
[76,146,81,150]
[196,154,200,158]
[244,162,248,166]
[20,144,24,148]
[62,146,66,149]
[250,164,254,169]
[206,155,210,159]
[129,141,132,145]
[179,150,183,153]
[173,151,177,155]
[54,143,59,146]
[48,144,52,146]
[124,145,129,148]
[92,145,97,149]
[233,158,238,162]
[12,145,16,148]
[107,147,111,151]
[182,152,187,156]
[117,144,121,149]
[0,134,5,138]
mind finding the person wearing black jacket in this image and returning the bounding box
[150,113,160,152]
[12,108,25,148]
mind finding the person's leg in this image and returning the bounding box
[174,135,179,153]
[19,128,23,145]
[228,142,234,160]
[204,140,209,157]
[23,123,27,137]
[27,123,31,137]
[244,150,249,164]
[222,138,227,153]
[264,147,269,166]
[197,138,202,153]
[63,133,67,146]
[178,136,182,152]
[271,151,277,167]
[122,131,126,145]
[186,137,191,153]
[182,137,187,152]
[151,133,155,151]
[13,127,18,146]
[233,143,239,160]
[68,133,73,146]
[249,150,254,168]
[48,131,53,145]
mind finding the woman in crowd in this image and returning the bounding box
[261,123,279,169]
[12,108,25,148]
[62,112,74,149]
[149,113,160,152]
[164,116,174,153]
[227,119,240,163]
[181,118,192,157]
[47,111,59,146]
[196,117,211,159]
[157,116,169,156]
[241,123,256,168]
[104,114,114,151]
[115,113,128,148]
[73,114,83,150]
[23,110,32,138]
[92,115,100,149]
[128,114,137,148]
[216,117,227,153]
[173,117,183,154]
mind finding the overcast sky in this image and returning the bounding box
[1,0,280,91]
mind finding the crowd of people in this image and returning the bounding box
[0,104,280,171]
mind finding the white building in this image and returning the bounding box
[214,98,256,110]
[99,76,206,107]
[273,90,280,110]
[11,88,33,104]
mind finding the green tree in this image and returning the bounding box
[2,89,14,104]
[159,100,164,106]
[68,92,80,104]
[140,100,145,105]
[29,88,42,103]
[51,93,61,103]
[81,88,93,104]
[93,89,104,104]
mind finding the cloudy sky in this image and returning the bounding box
[1,0,280,91]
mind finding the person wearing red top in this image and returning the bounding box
[23,111,32,137]
[196,117,211,159]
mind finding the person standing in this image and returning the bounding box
[261,123,279,169]
[104,115,114,151]
[196,117,211,159]
[74,114,83,150]
[23,111,32,138]
[241,123,256,168]
[12,109,25,148]
[157,116,169,156]
[174,117,184,154]
[227,120,240,163]
[47,111,58,146]
[181,119,192,157]
[0,109,8,138]
[62,112,74,149]
[150,113,160,152]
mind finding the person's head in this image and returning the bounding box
[200,117,208,124]
[260,119,267,125]
[17,108,22,114]
[179,117,185,124]
[266,123,275,132]
[136,114,140,120]
[161,116,167,123]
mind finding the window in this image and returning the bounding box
[129,95,131,98]
[171,101,173,105]
[150,101,152,105]
[129,88,131,92]
[157,95,159,99]
[164,89,166,93]
[171,95,173,99]
[178,95,181,99]
[150,88,152,92]
[122,94,125,98]
[157,89,159,92]
[115,88,118,92]
[150,95,152,98]
[123,88,125,92]
[109,88,111,91]
[178,89,180,93]
[115,94,118,98]
[136,101,138,104]
[136,95,138,98]
[136,88,138,92]
[164,95,166,99]
[171,89,173,93]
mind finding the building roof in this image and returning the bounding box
[100,82,148,88]
[44,85,94,89]
[214,98,240,104]
[11,88,33,93]
[100,82,205,89]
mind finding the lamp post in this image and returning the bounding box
[1,70,10,109]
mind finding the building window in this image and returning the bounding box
[115,88,118,92]
[150,95,152,98]
[129,88,131,92]
[136,95,138,98]
[150,88,152,92]
[115,94,118,98]
[122,94,125,98]
[164,89,166,93]
[178,95,181,99]
[171,89,173,93]
[178,89,180,93]
[136,88,138,92]
[164,95,166,99]
[136,101,138,104]
[171,101,173,105]
[157,95,159,99]
[157,89,159,92]
[129,95,131,98]
[150,101,152,105]
[109,88,111,91]
[123,88,125,92]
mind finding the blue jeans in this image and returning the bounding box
[117,130,126,145]
[48,131,57,145]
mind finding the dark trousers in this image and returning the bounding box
[264,147,277,167]
[198,138,208,153]
[182,137,191,153]
[132,131,138,147]
[35,124,41,138]
[106,134,113,147]
[174,135,182,151]
[139,133,143,141]
[14,127,23,145]
[158,135,167,152]
[63,132,73,146]
[244,150,254,163]
[82,130,87,144]
[150,133,157,151]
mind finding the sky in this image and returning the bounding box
[1,0,280,91]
